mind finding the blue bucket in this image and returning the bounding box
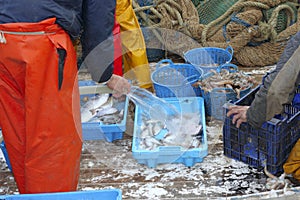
[184,46,233,74]
[151,59,203,98]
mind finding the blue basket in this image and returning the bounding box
[151,59,203,98]
[0,141,12,171]
[132,97,208,168]
[79,81,129,142]
[0,189,122,200]
[199,64,252,120]
[184,46,233,74]
[223,85,300,175]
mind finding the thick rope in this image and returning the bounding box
[201,1,270,46]
[268,4,296,41]
[132,0,165,46]
[133,0,298,67]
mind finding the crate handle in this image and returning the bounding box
[156,59,174,70]
[287,110,300,124]
[225,45,234,56]
[158,146,181,152]
[217,63,238,73]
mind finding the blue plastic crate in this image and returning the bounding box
[151,59,203,98]
[132,97,208,168]
[199,64,252,120]
[184,46,233,74]
[0,141,12,171]
[0,189,122,200]
[79,81,129,142]
[223,85,300,175]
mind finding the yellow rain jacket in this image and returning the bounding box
[116,0,153,89]
[284,139,300,181]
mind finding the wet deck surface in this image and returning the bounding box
[1,64,300,199]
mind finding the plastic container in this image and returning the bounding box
[79,81,129,142]
[0,141,12,171]
[184,46,233,74]
[132,97,208,168]
[199,64,252,120]
[223,85,300,175]
[0,189,122,200]
[151,59,203,98]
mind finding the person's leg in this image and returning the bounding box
[0,29,27,193]
[0,18,82,193]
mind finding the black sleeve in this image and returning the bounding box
[80,0,116,83]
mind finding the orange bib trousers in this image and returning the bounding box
[0,18,82,193]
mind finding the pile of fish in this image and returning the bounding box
[80,93,124,124]
[193,69,256,98]
[138,113,203,150]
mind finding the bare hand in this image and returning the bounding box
[226,105,249,128]
[106,74,131,98]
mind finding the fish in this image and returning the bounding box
[194,69,256,96]
[94,107,119,118]
[80,93,110,122]
[81,93,125,125]
[99,114,122,124]
[138,113,204,150]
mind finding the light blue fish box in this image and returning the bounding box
[0,189,122,200]
[0,141,12,171]
[132,97,208,168]
[79,80,129,142]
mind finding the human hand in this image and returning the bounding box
[226,105,250,128]
[106,74,131,98]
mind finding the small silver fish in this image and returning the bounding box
[142,136,162,150]
[99,114,122,124]
[81,93,110,122]
[95,107,118,117]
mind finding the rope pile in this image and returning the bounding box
[133,0,300,67]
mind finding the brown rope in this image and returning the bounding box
[268,4,296,41]
[201,1,270,46]
[133,0,299,67]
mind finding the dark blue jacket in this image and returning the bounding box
[0,0,116,82]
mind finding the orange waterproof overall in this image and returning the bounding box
[0,18,82,193]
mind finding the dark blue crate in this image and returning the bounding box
[0,189,122,200]
[0,141,12,171]
[184,46,233,74]
[223,85,300,175]
[132,97,208,168]
[151,59,203,98]
[79,81,128,142]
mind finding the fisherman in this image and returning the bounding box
[115,0,153,89]
[0,0,131,194]
[227,31,300,182]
